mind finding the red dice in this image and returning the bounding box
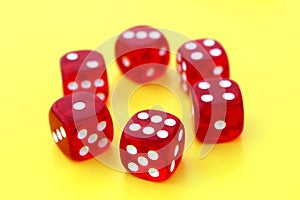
[192,78,244,143]
[177,39,229,93]
[60,50,109,101]
[115,25,170,83]
[49,92,113,161]
[120,110,185,181]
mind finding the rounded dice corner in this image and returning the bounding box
[50,30,246,179]
[59,50,109,101]
[48,92,114,161]
[119,109,185,182]
[115,25,170,84]
[176,38,230,93]
[191,78,244,144]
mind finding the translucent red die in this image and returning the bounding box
[115,25,170,83]
[49,92,113,161]
[177,39,229,93]
[60,50,109,101]
[120,110,185,181]
[192,78,244,143]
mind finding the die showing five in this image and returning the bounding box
[49,25,244,181]
[120,110,185,181]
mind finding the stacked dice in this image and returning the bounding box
[48,25,244,182]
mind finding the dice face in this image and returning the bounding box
[192,79,243,143]
[177,39,230,93]
[120,110,185,181]
[115,25,170,83]
[60,50,109,101]
[49,92,113,160]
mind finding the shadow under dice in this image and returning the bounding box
[115,25,170,83]
[192,78,244,143]
[177,39,230,93]
[49,92,113,161]
[60,50,109,101]
[120,110,185,181]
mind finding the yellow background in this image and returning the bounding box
[1,0,300,199]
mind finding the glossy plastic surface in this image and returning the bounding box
[120,110,185,181]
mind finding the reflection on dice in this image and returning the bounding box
[60,50,109,101]
[192,79,244,143]
[49,92,113,160]
[115,25,170,83]
[120,110,185,181]
[177,39,229,93]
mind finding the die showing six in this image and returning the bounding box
[177,38,230,93]
[49,25,244,181]
[176,38,243,143]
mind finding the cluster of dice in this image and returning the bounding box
[49,25,244,182]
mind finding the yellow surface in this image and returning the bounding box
[1,0,300,199]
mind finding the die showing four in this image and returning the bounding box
[192,79,244,143]
[119,110,185,181]
[49,92,114,161]
[49,26,244,181]
[60,50,109,102]
[115,25,170,83]
[177,39,229,93]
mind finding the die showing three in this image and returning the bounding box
[60,50,109,101]
[49,25,244,182]
[49,92,113,161]
[115,25,170,83]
